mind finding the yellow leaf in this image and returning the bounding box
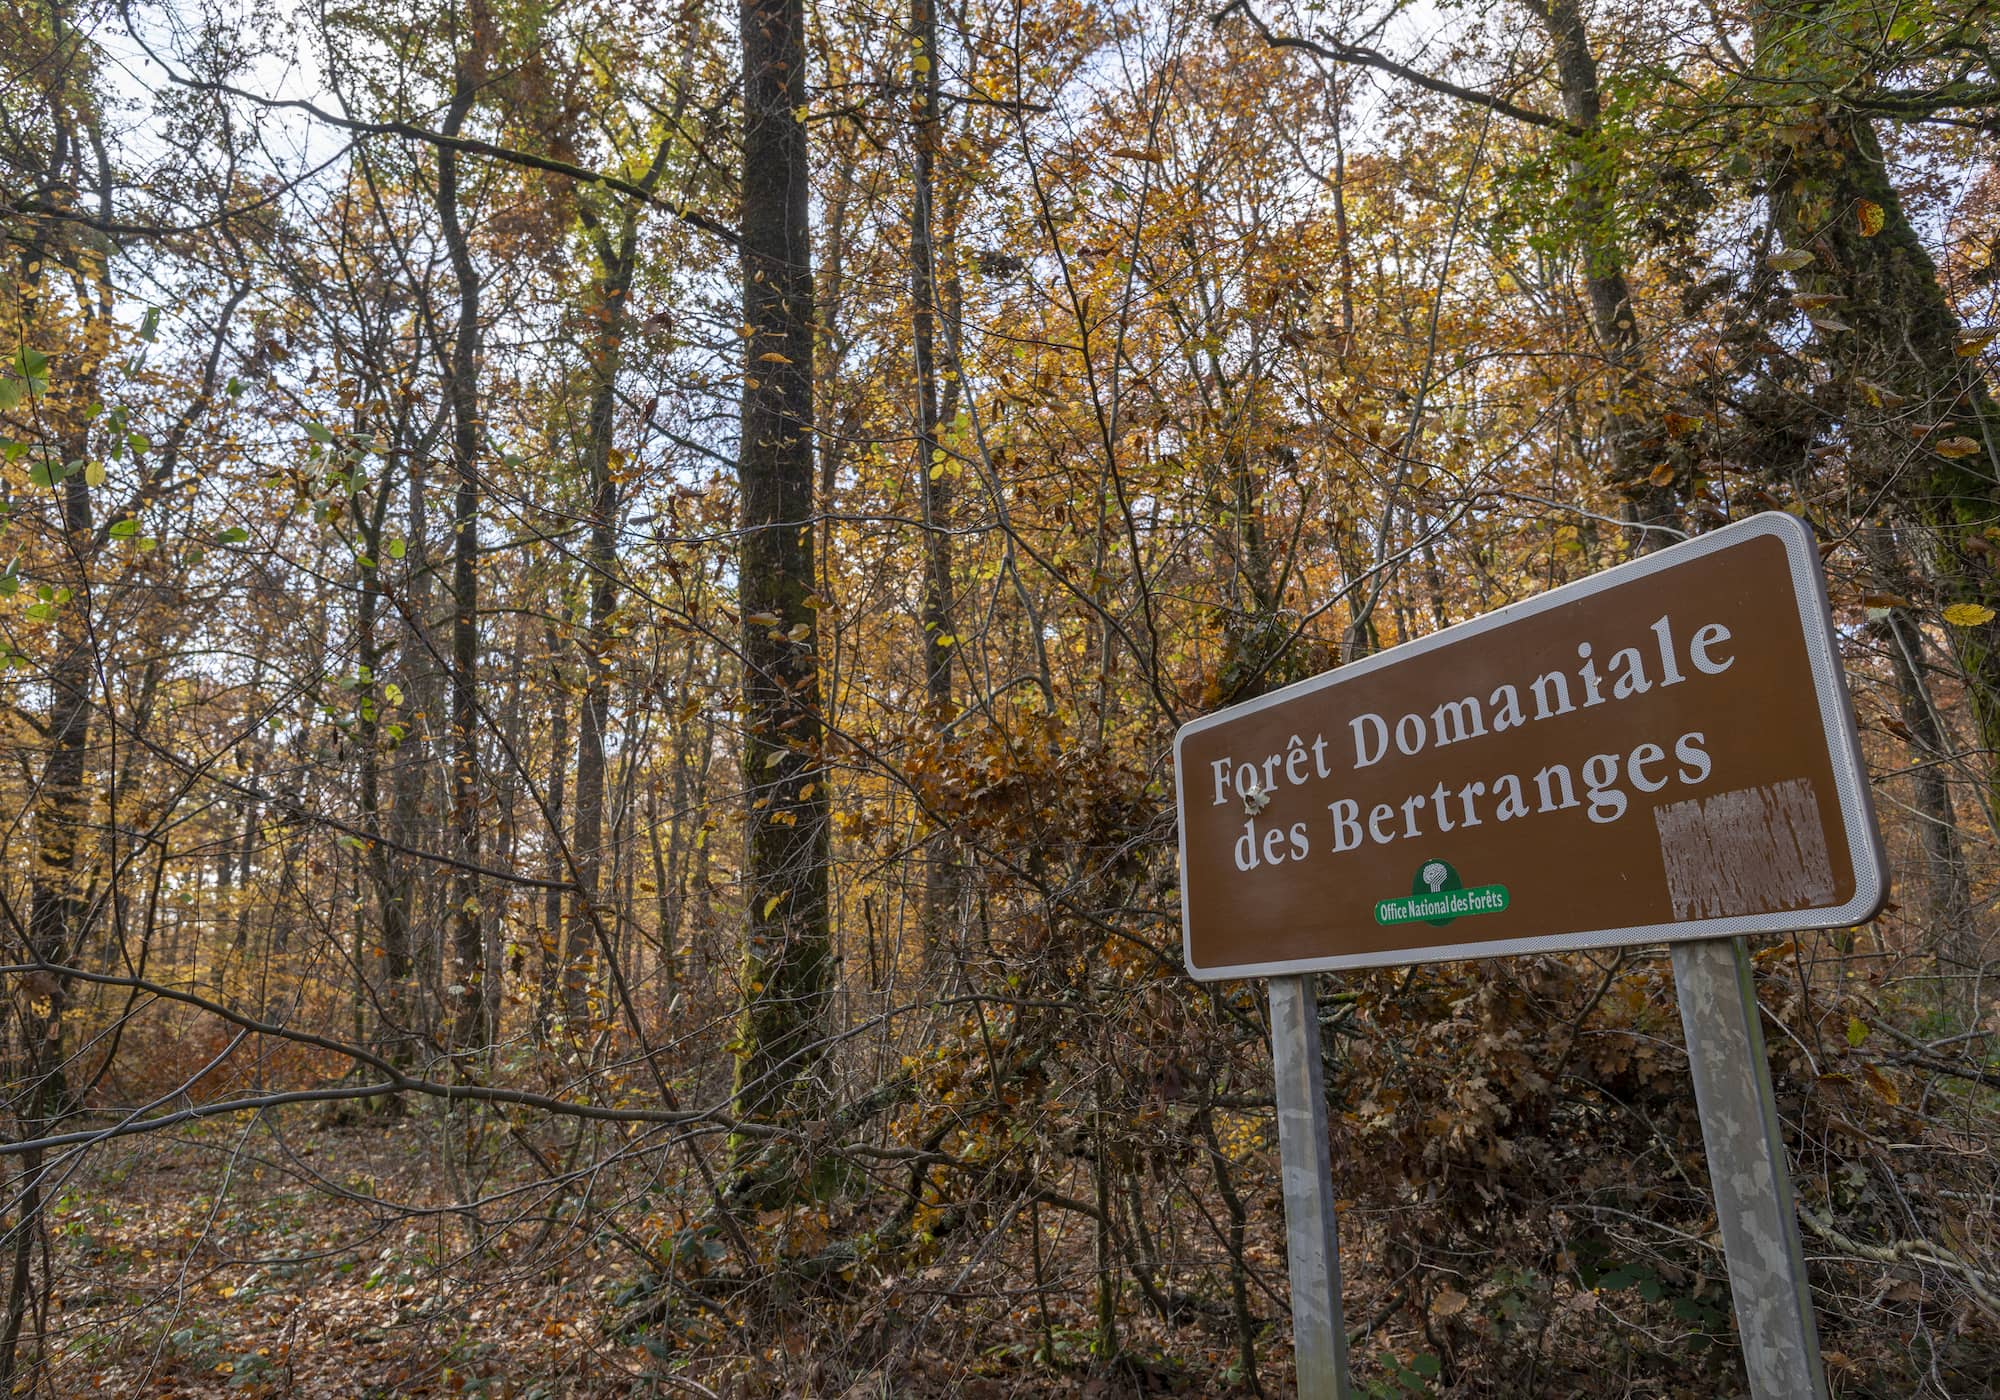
[1109,147,1166,162]
[746,611,781,625]
[1856,199,1884,237]
[84,460,105,487]
[1957,330,1996,358]
[1935,437,1982,460]
[762,894,783,918]
[1942,603,1995,627]
[1647,463,1675,486]
[758,352,793,364]
[1767,249,1814,272]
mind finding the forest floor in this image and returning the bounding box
[42,1114,1253,1399]
[52,1117,640,1398]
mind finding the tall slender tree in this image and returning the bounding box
[731,0,833,1163]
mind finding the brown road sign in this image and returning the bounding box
[1174,512,1886,980]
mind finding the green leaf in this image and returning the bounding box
[139,307,160,342]
[109,518,140,538]
[303,422,335,445]
[1846,1016,1869,1048]
[26,461,56,488]
[386,538,405,560]
[23,603,55,622]
[127,432,150,456]
[0,572,17,597]
[0,379,21,411]
[218,526,250,545]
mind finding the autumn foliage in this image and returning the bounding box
[1,0,1998,1393]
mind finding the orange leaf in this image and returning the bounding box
[1856,199,1885,237]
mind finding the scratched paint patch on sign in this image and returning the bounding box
[1654,778,1836,920]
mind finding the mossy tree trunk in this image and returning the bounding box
[731,0,833,1174]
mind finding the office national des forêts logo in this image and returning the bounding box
[1374,859,1510,929]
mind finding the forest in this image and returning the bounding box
[1,0,1997,1392]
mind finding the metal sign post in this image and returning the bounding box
[1673,937,1829,1400]
[1270,974,1350,1399]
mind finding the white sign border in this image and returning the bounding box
[1174,511,1888,982]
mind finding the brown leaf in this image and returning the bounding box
[1432,1287,1471,1318]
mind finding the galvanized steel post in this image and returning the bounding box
[1270,974,1350,1399]
[1672,936,1828,1400]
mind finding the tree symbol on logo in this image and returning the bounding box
[1421,861,1449,894]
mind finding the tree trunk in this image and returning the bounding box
[564,207,640,1031]
[910,0,961,956]
[540,620,570,1037]
[1864,529,1977,997]
[1760,99,2000,797]
[731,0,833,1164]
[438,74,488,1053]
[1523,0,1679,540]
[388,447,441,1042]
